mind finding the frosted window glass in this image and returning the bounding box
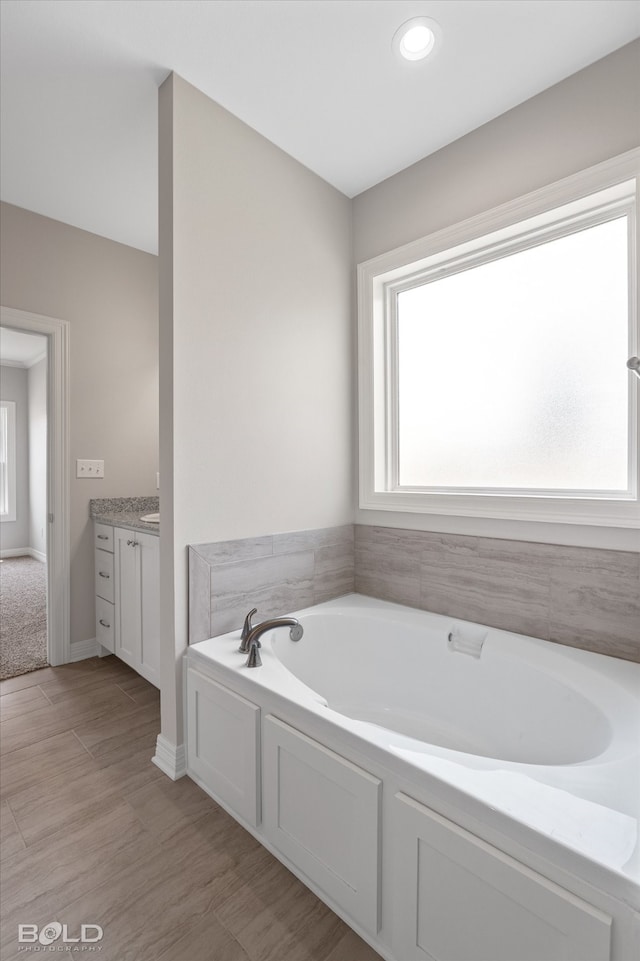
[397,218,629,491]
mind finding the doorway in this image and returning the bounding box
[0,328,49,677]
[0,306,70,671]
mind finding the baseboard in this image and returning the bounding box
[69,638,100,662]
[152,734,187,780]
[0,547,46,561]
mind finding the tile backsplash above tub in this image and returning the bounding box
[188,522,639,662]
[188,525,354,643]
[355,526,640,663]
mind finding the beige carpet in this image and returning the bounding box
[0,555,48,680]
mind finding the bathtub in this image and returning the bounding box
[186,594,640,961]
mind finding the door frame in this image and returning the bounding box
[1,305,70,665]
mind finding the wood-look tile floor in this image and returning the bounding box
[0,656,383,961]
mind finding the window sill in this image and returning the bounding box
[359,488,640,530]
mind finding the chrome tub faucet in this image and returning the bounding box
[240,613,303,668]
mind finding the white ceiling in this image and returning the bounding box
[1,0,638,255]
[0,328,47,368]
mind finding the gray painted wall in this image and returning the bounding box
[28,357,47,557]
[0,203,159,644]
[354,40,640,265]
[352,39,640,551]
[159,73,353,746]
[0,365,29,550]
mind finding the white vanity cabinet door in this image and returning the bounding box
[114,527,160,687]
[94,523,114,552]
[187,669,260,827]
[94,549,114,603]
[95,595,115,653]
[94,523,115,657]
[114,528,139,670]
[139,532,160,685]
[263,715,381,937]
[392,792,611,961]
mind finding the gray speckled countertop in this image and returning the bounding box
[90,497,160,536]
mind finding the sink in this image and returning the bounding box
[140,513,160,523]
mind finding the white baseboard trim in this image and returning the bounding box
[0,547,47,561]
[69,638,100,662]
[152,734,187,780]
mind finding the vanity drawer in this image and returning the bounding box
[95,548,114,603]
[96,596,115,653]
[94,523,114,552]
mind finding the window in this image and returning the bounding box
[0,400,17,522]
[358,153,639,528]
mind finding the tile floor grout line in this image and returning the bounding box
[0,701,146,758]
[70,728,98,761]
[37,684,54,705]
[78,727,161,766]
[115,683,139,704]
[0,725,84,757]
[4,795,29,852]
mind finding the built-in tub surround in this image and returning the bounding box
[186,595,640,961]
[188,522,638,662]
[188,524,354,643]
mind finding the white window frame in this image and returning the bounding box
[357,150,640,530]
[0,400,17,522]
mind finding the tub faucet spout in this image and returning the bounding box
[244,617,304,668]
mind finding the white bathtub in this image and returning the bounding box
[186,593,640,961]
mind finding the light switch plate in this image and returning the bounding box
[77,459,104,478]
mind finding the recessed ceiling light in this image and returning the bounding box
[393,17,441,62]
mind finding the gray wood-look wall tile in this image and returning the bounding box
[355,525,639,662]
[314,570,355,605]
[314,540,355,603]
[188,522,638,661]
[191,536,274,565]
[188,548,212,645]
[211,551,315,598]
[190,527,356,641]
[355,526,421,608]
[273,524,354,554]
[421,556,550,641]
[548,560,640,660]
[210,583,316,638]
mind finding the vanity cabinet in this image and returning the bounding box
[93,521,159,687]
[94,523,115,652]
[113,527,160,687]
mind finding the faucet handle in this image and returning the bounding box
[246,638,262,668]
[239,608,258,652]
